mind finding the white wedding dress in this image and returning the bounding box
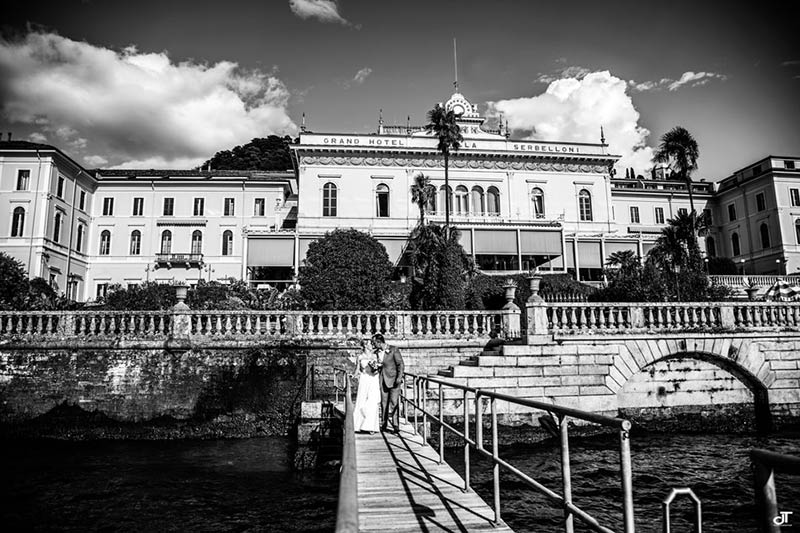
[353,352,381,433]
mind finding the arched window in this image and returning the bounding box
[222,230,233,256]
[454,185,469,215]
[99,230,111,255]
[531,188,545,219]
[129,230,141,255]
[760,223,771,249]
[160,230,172,254]
[579,189,593,221]
[731,232,740,256]
[376,184,390,218]
[191,230,203,254]
[322,182,337,217]
[487,186,500,216]
[471,186,485,216]
[706,236,716,258]
[76,225,85,253]
[53,212,62,243]
[438,185,453,215]
[11,207,25,237]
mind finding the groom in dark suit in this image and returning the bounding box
[372,333,404,433]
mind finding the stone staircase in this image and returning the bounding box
[429,342,619,421]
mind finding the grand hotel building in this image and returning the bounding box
[1,91,798,301]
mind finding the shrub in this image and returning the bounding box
[407,225,471,310]
[299,229,393,310]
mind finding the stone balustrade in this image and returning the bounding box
[4,301,800,342]
[0,309,505,340]
[709,275,800,288]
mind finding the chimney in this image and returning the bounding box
[7,132,11,141]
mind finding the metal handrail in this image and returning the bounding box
[751,448,800,533]
[335,371,358,533]
[662,487,702,533]
[401,372,635,533]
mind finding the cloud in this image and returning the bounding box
[0,32,297,168]
[289,0,351,25]
[83,154,109,167]
[352,67,372,85]
[489,70,654,173]
[535,65,591,84]
[27,132,47,143]
[781,60,800,67]
[628,71,728,92]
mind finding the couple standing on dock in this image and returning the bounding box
[353,333,404,434]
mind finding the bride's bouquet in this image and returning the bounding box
[367,359,382,373]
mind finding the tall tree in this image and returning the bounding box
[410,172,436,226]
[200,135,295,171]
[424,104,463,234]
[654,126,700,218]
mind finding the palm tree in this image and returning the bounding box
[410,172,436,226]
[424,104,463,234]
[654,126,700,219]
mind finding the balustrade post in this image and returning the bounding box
[58,312,76,337]
[402,313,413,339]
[501,279,521,339]
[630,305,644,329]
[719,304,736,329]
[171,285,191,337]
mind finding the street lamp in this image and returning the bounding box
[703,257,709,274]
[740,258,746,276]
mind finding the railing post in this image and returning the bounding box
[719,304,736,329]
[463,388,471,493]
[438,382,444,465]
[171,285,191,337]
[413,377,418,433]
[476,392,483,451]
[422,378,428,443]
[630,305,644,329]
[491,396,501,525]
[620,420,635,533]
[559,415,574,533]
[753,460,779,533]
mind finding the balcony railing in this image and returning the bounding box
[155,253,204,268]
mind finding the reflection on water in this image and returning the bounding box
[0,438,337,532]
[446,430,800,533]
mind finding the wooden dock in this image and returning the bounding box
[354,421,514,533]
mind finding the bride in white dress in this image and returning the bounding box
[353,339,381,433]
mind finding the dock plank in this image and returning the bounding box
[355,422,514,533]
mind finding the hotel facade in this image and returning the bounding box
[1,91,798,301]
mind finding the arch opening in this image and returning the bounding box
[617,351,772,433]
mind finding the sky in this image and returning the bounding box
[1,0,798,178]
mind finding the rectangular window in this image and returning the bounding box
[49,272,58,289]
[102,197,114,216]
[787,160,796,170]
[194,197,205,216]
[56,175,65,198]
[163,197,174,216]
[79,190,86,211]
[654,207,665,224]
[67,279,78,301]
[96,283,108,299]
[678,208,688,216]
[702,208,712,225]
[629,206,640,224]
[133,197,144,216]
[728,203,736,221]
[16,169,30,190]
[791,189,800,207]
[756,192,766,212]
[224,198,235,216]
[254,198,265,216]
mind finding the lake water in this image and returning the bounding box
[446,430,800,532]
[1,431,797,532]
[0,437,337,532]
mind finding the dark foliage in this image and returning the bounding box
[0,253,30,309]
[299,229,393,310]
[466,273,594,310]
[200,135,295,171]
[406,225,471,310]
[100,282,178,310]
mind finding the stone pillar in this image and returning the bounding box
[630,306,645,329]
[525,273,549,342]
[719,304,736,329]
[171,284,191,337]
[501,279,520,339]
[58,312,76,337]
